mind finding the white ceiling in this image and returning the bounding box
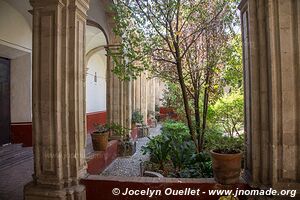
[86,25,107,54]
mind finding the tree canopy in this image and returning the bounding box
[110,0,241,152]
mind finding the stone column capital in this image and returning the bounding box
[30,0,89,15]
[29,0,66,8]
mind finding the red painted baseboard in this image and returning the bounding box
[87,140,118,174]
[86,111,107,133]
[10,122,32,147]
[10,111,107,147]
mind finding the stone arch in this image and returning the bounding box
[87,19,109,45]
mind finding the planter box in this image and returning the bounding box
[147,118,157,128]
[137,125,149,138]
[118,140,136,157]
[81,176,251,200]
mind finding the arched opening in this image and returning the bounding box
[85,23,108,133]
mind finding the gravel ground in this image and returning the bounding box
[100,124,161,177]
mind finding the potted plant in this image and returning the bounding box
[131,110,143,128]
[147,110,157,128]
[110,123,136,156]
[91,123,109,151]
[137,123,150,138]
[210,135,244,184]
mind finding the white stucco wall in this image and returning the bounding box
[0,0,32,51]
[10,53,32,122]
[86,50,107,113]
[0,0,32,123]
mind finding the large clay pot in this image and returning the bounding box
[91,132,109,151]
[210,150,243,184]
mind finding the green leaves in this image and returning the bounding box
[141,134,171,170]
[131,110,144,124]
[93,123,110,133]
[223,34,243,89]
[142,121,213,177]
[112,0,243,153]
[211,90,244,136]
[109,0,157,80]
[142,121,191,169]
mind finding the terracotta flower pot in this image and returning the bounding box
[210,150,243,185]
[91,132,109,151]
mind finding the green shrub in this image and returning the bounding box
[141,134,171,169]
[211,91,244,136]
[212,135,244,154]
[204,127,244,153]
[204,127,224,150]
[177,152,212,178]
[132,110,143,124]
[161,120,190,139]
[109,122,131,141]
[142,121,213,178]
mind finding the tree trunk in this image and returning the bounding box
[194,91,201,152]
[199,65,211,152]
[176,58,198,152]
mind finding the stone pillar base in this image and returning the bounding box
[24,182,86,200]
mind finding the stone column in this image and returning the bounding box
[111,70,123,125]
[140,72,148,123]
[106,12,132,131]
[106,52,112,125]
[131,79,136,112]
[25,0,88,199]
[147,78,156,116]
[106,12,122,127]
[123,80,132,128]
[155,78,164,107]
[239,0,300,191]
[135,76,141,112]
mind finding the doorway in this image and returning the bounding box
[0,57,10,145]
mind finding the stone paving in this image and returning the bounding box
[0,145,33,200]
[101,124,161,177]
